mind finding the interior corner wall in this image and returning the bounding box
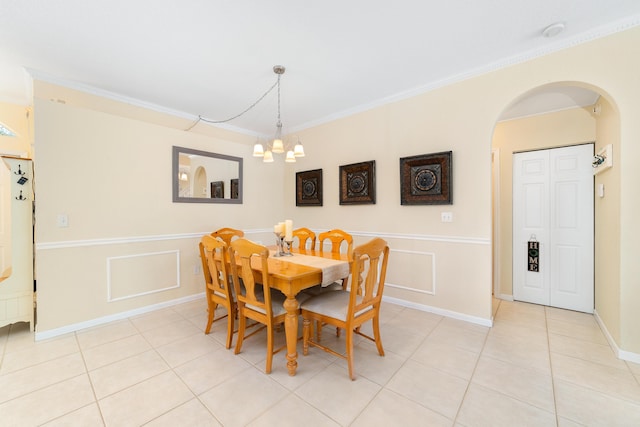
[29,26,640,354]
[492,107,597,298]
[285,26,640,353]
[593,96,621,344]
[33,93,285,333]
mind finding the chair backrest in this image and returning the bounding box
[292,227,316,250]
[349,237,389,316]
[229,238,274,317]
[318,229,353,257]
[199,235,233,302]
[211,227,244,246]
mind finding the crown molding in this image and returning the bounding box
[26,68,262,138]
[25,14,640,136]
[289,14,640,133]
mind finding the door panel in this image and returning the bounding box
[513,144,593,313]
[513,152,550,305]
[549,145,594,312]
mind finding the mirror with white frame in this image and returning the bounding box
[172,146,243,204]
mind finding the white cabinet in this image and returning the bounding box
[0,157,34,330]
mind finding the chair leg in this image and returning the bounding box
[265,322,274,374]
[316,320,322,341]
[205,301,216,334]
[372,316,385,356]
[346,328,355,381]
[225,306,234,349]
[303,318,311,355]
[234,312,246,355]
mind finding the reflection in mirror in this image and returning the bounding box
[172,146,243,204]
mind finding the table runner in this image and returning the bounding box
[270,251,350,286]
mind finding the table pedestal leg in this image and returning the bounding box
[283,295,299,376]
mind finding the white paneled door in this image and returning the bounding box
[513,144,594,313]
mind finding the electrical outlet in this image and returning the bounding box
[441,212,453,222]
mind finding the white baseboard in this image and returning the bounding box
[35,292,496,341]
[593,309,640,364]
[35,293,205,341]
[383,295,493,327]
[495,293,514,301]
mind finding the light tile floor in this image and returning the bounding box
[1,298,640,426]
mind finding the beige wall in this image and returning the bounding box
[492,107,597,297]
[33,89,286,332]
[30,26,640,355]
[593,96,621,343]
[0,102,32,156]
[284,27,640,354]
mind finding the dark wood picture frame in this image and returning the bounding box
[230,179,239,199]
[339,160,376,205]
[296,169,323,206]
[210,181,224,198]
[400,151,452,205]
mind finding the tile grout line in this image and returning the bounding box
[545,306,561,427]
[450,299,500,426]
[342,306,422,426]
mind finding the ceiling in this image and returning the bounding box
[1,1,639,136]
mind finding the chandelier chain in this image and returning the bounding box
[277,73,281,125]
[184,76,280,131]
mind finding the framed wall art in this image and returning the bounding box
[339,160,376,205]
[400,151,452,205]
[230,178,239,199]
[296,169,323,206]
[210,181,224,198]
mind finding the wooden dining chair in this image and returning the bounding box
[229,238,287,374]
[211,227,244,246]
[318,229,353,290]
[199,235,236,349]
[300,237,389,380]
[292,227,316,250]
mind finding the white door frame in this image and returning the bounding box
[492,148,502,298]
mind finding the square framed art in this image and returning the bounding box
[339,160,376,205]
[296,169,323,206]
[400,151,452,205]
[210,181,224,198]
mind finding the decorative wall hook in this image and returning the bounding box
[592,154,606,168]
[593,144,613,175]
[15,190,28,201]
[14,164,26,176]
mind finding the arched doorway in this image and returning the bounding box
[491,83,620,316]
[193,166,208,198]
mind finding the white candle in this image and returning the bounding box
[285,219,293,241]
[276,222,284,235]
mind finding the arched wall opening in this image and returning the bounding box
[491,81,621,343]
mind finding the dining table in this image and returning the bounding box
[249,247,350,376]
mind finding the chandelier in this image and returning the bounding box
[252,65,305,163]
[186,65,304,163]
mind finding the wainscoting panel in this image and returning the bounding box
[385,248,436,295]
[107,250,180,302]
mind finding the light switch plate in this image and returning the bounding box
[56,214,69,227]
[441,212,453,222]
